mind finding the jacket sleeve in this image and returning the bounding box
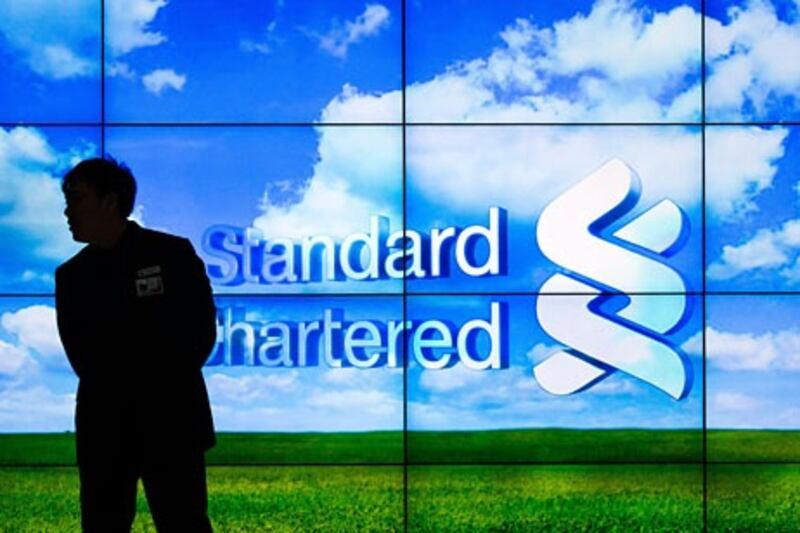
[175,238,217,370]
[54,266,85,378]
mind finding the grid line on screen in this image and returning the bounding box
[5,291,800,297]
[6,121,800,127]
[99,0,105,155]
[401,1,409,531]
[4,459,800,468]
[701,0,708,528]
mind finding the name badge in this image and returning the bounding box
[135,275,164,297]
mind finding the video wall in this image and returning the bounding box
[1,0,799,528]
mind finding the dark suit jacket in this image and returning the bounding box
[55,222,216,457]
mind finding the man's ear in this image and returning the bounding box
[101,192,119,214]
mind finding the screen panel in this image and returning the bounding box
[408,465,703,531]
[706,0,800,123]
[104,0,402,123]
[708,465,800,532]
[0,297,75,435]
[706,125,800,292]
[206,296,403,444]
[105,126,403,294]
[406,126,702,294]
[707,294,800,462]
[406,294,703,463]
[0,1,100,123]
[406,0,702,124]
[0,126,100,294]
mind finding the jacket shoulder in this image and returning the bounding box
[137,227,195,262]
[139,227,191,249]
[56,245,91,278]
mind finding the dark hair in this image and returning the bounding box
[62,156,137,218]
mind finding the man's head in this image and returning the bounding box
[62,157,137,245]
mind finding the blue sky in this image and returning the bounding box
[103,0,401,122]
[1,0,799,435]
[0,1,100,122]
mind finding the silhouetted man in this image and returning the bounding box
[55,157,216,532]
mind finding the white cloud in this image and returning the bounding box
[0,0,170,81]
[104,1,180,92]
[320,367,401,388]
[707,0,800,120]
[417,358,633,406]
[30,44,94,79]
[307,8,708,224]
[320,83,401,123]
[255,2,790,245]
[240,39,272,55]
[713,392,761,412]
[106,0,167,56]
[420,364,546,406]
[107,61,136,79]
[21,270,54,285]
[0,385,75,432]
[241,20,281,56]
[708,218,800,280]
[0,125,57,164]
[0,0,98,79]
[307,388,398,417]
[549,1,699,86]
[129,204,147,227]
[203,367,402,431]
[206,371,299,404]
[406,126,701,217]
[142,68,187,95]
[406,1,701,122]
[682,327,800,371]
[0,340,33,375]
[409,363,592,431]
[525,342,560,364]
[0,127,86,264]
[252,122,401,240]
[317,3,390,58]
[710,392,800,429]
[308,8,788,231]
[207,403,285,431]
[1,305,64,364]
[419,363,488,393]
[782,255,800,283]
[681,329,703,356]
[0,0,181,99]
[706,126,788,220]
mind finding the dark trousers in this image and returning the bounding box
[78,442,212,532]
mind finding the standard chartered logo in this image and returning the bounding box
[201,157,694,401]
[534,159,693,400]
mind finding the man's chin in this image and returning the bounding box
[69,229,88,243]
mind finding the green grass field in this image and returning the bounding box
[2,464,798,531]
[0,430,798,531]
[0,466,404,532]
[2,429,798,464]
